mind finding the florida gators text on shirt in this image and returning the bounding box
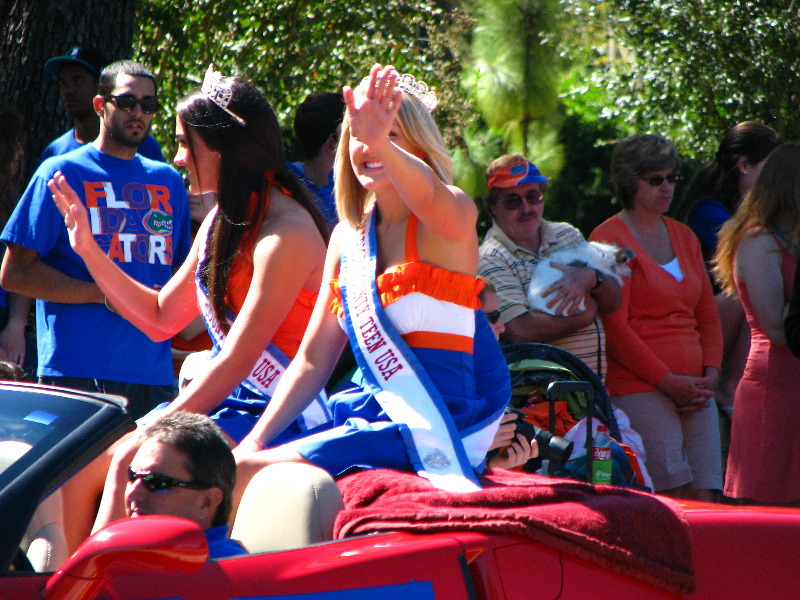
[83,179,176,265]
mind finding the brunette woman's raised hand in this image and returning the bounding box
[49,171,97,257]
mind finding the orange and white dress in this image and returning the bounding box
[291,212,508,483]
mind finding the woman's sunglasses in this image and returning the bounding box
[127,466,210,493]
[483,310,501,324]
[640,174,678,187]
[104,94,161,114]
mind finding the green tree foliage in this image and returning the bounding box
[133,0,476,161]
[546,70,626,235]
[603,0,800,156]
[464,0,560,131]
[553,0,800,234]
[546,1,636,235]
[459,0,564,204]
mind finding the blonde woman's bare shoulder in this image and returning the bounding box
[737,228,782,265]
[741,226,771,240]
[447,184,478,213]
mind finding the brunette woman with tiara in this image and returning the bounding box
[50,66,329,547]
[234,64,514,494]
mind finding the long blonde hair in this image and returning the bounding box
[334,89,453,228]
[713,142,800,295]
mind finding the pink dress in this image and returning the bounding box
[725,236,800,504]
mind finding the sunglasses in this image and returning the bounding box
[499,190,544,211]
[127,466,209,493]
[640,173,678,187]
[483,310,501,324]
[104,94,161,114]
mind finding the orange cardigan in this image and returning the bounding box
[589,215,722,396]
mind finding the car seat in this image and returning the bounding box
[230,462,344,554]
[0,440,69,571]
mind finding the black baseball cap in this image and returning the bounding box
[45,46,108,78]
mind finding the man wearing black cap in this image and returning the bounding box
[40,46,164,163]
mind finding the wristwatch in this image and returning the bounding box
[591,269,604,290]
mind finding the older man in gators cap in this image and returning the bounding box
[39,46,164,163]
[478,154,621,380]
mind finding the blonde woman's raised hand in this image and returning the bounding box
[343,64,402,150]
[49,171,96,256]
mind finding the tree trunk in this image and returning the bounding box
[0,0,137,181]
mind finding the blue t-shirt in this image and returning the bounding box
[1,144,191,384]
[687,197,731,264]
[204,525,248,559]
[39,129,166,164]
[288,162,337,231]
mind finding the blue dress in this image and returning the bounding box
[292,214,509,477]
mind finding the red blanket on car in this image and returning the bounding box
[334,468,695,594]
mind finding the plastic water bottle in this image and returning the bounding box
[591,424,613,484]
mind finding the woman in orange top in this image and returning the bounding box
[590,134,722,501]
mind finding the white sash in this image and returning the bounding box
[340,211,481,492]
[196,225,330,430]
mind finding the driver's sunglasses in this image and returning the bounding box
[127,466,209,493]
[499,189,544,211]
[104,94,161,114]
[640,173,679,187]
[483,310,501,324]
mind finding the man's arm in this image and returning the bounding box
[0,291,32,365]
[541,263,621,316]
[590,274,622,314]
[501,296,598,344]
[0,242,104,304]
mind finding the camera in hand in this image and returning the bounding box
[506,407,574,468]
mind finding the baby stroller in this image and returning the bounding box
[501,343,648,490]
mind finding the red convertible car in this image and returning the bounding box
[2,381,799,599]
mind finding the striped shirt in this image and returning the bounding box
[478,221,606,380]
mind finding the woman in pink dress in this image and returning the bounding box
[714,142,800,505]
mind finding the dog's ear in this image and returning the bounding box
[615,247,635,263]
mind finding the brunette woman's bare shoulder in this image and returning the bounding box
[261,191,322,236]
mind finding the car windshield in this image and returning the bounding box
[0,410,59,476]
[0,385,121,486]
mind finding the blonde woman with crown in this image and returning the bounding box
[235,64,515,494]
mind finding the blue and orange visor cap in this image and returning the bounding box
[487,160,548,189]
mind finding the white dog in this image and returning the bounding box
[527,241,634,316]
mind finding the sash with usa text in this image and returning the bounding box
[340,210,481,492]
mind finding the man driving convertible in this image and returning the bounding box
[93,411,247,559]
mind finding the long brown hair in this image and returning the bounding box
[177,76,328,331]
[676,121,781,222]
[713,143,800,295]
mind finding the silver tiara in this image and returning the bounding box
[397,73,438,112]
[359,72,438,113]
[201,64,246,126]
